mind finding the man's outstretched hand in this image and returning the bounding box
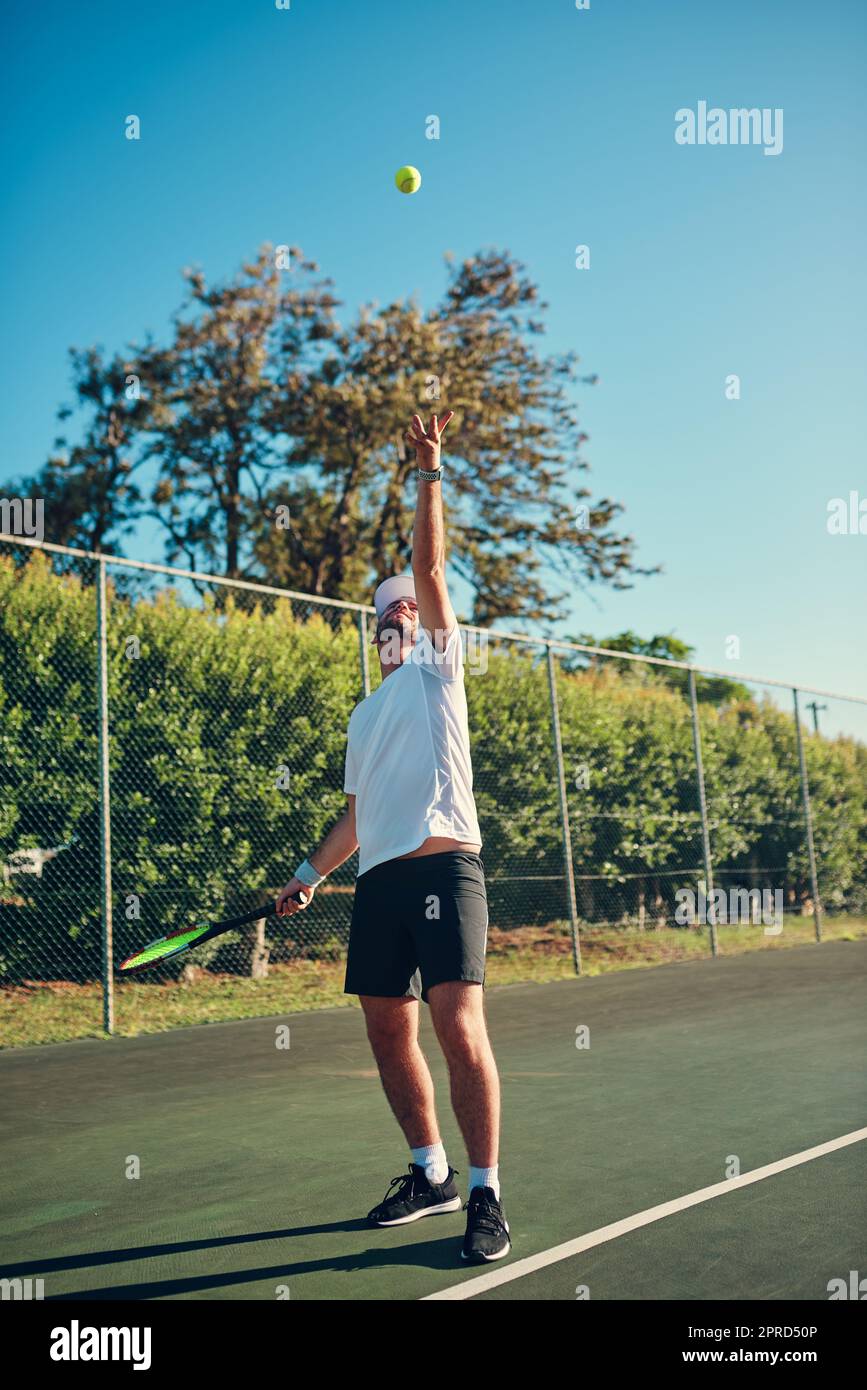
[276,878,312,917]
[405,411,454,472]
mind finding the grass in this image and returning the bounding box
[2,914,866,1049]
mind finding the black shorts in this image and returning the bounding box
[344,851,488,1003]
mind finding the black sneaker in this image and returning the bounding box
[461,1186,511,1262]
[368,1164,462,1227]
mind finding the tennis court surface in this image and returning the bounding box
[2,941,865,1301]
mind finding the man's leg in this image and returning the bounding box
[361,994,462,1226]
[359,994,440,1146]
[427,980,510,1262]
[426,981,500,1169]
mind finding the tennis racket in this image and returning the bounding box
[118,893,308,974]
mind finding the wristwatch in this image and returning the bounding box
[417,466,442,482]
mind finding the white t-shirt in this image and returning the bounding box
[344,624,482,877]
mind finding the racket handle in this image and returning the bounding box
[272,890,308,918]
[236,895,307,927]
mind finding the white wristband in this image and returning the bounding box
[295,858,325,888]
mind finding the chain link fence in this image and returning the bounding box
[2,534,866,1042]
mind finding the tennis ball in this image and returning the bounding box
[395,165,422,195]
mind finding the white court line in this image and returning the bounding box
[421,1126,867,1300]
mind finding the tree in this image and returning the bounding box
[9,346,149,560]
[141,247,339,579]
[258,248,655,620]
[11,245,656,624]
[563,630,751,704]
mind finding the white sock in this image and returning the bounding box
[469,1164,500,1199]
[411,1142,449,1185]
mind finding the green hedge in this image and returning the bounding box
[0,554,358,980]
[1,553,865,980]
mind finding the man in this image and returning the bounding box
[276,411,510,1264]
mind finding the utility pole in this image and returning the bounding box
[805,700,826,734]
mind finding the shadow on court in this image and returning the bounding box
[2,941,866,1300]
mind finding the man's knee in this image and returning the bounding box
[428,983,489,1063]
[360,995,416,1057]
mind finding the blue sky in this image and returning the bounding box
[1,0,865,728]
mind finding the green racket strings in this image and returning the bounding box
[121,924,211,970]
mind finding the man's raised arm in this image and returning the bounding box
[406,411,456,652]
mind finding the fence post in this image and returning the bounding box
[358,609,371,697]
[793,688,822,942]
[96,556,114,1034]
[546,645,581,974]
[688,669,717,957]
